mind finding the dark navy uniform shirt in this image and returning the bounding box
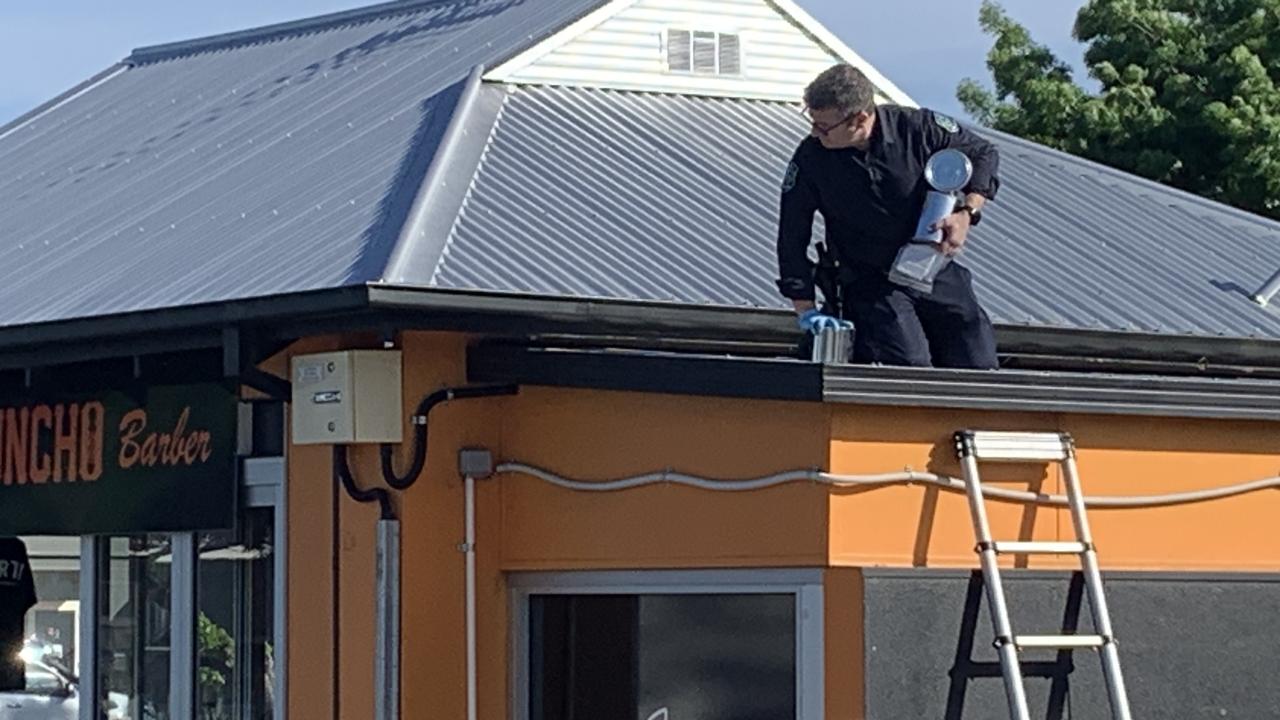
[776,105,1001,301]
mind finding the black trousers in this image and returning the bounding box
[839,262,999,369]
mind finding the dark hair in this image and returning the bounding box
[804,64,875,114]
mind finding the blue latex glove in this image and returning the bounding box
[796,308,843,334]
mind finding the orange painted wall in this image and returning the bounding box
[829,406,1280,571]
[283,330,1280,720]
[285,335,381,720]
[284,331,833,719]
[496,386,832,570]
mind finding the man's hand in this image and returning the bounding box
[797,308,845,334]
[930,210,971,256]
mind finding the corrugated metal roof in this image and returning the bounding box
[432,84,1280,340]
[0,0,600,327]
[7,2,1280,349]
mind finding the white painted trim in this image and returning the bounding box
[169,533,197,720]
[497,77,802,103]
[486,0,644,80]
[765,0,915,106]
[77,537,99,720]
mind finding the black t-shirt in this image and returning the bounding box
[0,537,37,691]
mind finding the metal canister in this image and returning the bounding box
[811,325,853,364]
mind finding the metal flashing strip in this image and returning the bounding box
[383,72,507,285]
[824,364,1280,421]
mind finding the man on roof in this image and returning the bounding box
[776,63,1000,369]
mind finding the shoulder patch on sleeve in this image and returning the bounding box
[933,112,959,134]
[778,161,798,192]
[782,161,799,193]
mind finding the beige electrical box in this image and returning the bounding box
[291,350,403,445]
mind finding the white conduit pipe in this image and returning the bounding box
[464,475,478,720]
[495,463,1280,509]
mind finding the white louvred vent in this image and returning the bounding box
[665,29,742,76]
[665,29,691,72]
[692,31,717,73]
[718,33,742,75]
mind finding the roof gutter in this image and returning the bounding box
[823,363,1280,422]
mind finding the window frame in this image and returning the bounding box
[509,569,824,720]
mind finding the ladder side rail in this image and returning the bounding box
[1061,451,1133,720]
[958,448,1033,720]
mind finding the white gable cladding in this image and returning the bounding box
[486,0,912,103]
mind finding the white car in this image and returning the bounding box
[0,661,128,720]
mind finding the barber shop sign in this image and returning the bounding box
[0,383,237,535]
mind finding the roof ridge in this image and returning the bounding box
[981,125,1280,235]
[126,0,478,65]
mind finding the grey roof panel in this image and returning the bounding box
[0,0,600,328]
[433,85,1280,340]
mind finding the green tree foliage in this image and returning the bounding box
[197,612,234,719]
[958,0,1280,219]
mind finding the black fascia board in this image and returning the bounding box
[363,285,799,342]
[4,283,1280,376]
[467,343,824,402]
[0,286,372,370]
[366,285,1280,368]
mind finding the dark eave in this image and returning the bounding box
[467,343,822,402]
[1,283,1280,381]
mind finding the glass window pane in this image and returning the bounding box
[19,532,80,671]
[100,535,172,720]
[530,593,796,720]
[197,508,275,720]
[4,536,79,690]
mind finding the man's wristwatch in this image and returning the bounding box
[956,203,983,226]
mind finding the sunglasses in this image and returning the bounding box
[803,108,862,137]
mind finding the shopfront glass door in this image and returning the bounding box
[99,535,172,720]
[196,508,275,720]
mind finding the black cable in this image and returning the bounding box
[379,384,517,490]
[335,444,396,520]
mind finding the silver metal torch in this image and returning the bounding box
[888,149,973,293]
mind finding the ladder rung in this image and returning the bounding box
[991,541,1088,555]
[961,431,1070,462]
[1014,634,1107,649]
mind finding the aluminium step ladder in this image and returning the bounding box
[953,430,1132,720]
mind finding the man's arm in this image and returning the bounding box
[776,153,820,314]
[921,110,1000,255]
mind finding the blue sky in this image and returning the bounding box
[0,0,1088,125]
